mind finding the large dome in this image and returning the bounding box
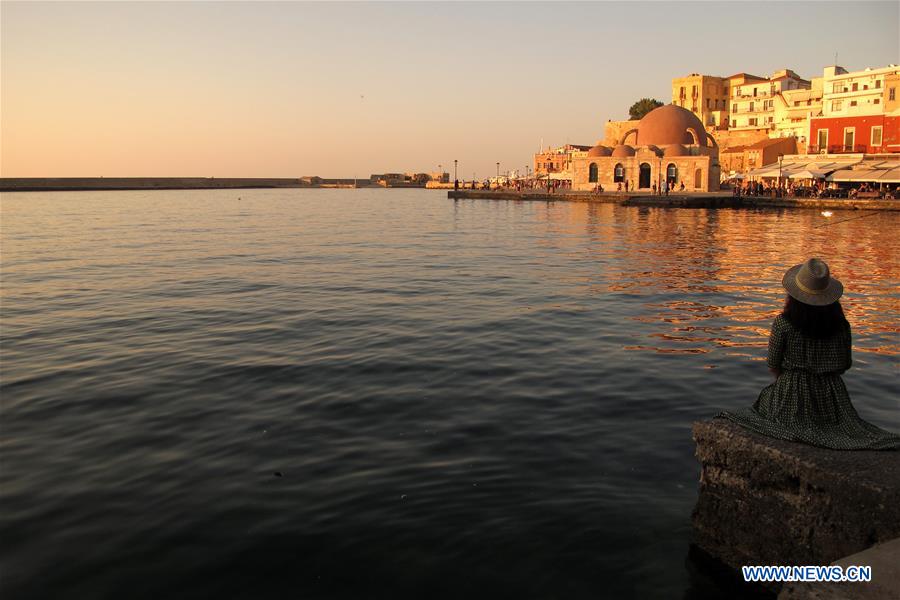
[636,104,707,147]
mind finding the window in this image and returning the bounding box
[749,102,755,112]
[588,163,598,183]
[817,129,828,151]
[794,101,801,107]
[850,100,857,107]
[874,98,880,104]
[852,82,858,91]
[831,100,842,111]
[875,80,882,89]
[732,103,738,112]
[613,163,625,182]
[843,127,855,151]
[735,86,742,97]
[749,118,758,126]
[863,85,868,90]
[890,87,896,101]
[832,82,842,93]
[706,99,711,109]
[871,126,883,146]
[731,119,737,128]
[753,87,758,96]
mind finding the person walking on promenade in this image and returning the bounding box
[720,258,900,450]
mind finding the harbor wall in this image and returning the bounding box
[0,177,307,192]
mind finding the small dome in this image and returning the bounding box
[664,144,688,156]
[636,104,707,146]
[587,144,612,157]
[611,144,636,157]
[644,145,662,156]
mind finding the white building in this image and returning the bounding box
[729,69,811,133]
[821,64,900,118]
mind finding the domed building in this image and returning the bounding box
[572,104,720,192]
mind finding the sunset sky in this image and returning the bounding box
[2,1,898,179]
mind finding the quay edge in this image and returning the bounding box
[447,190,900,211]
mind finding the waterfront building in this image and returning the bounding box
[571,104,720,192]
[807,64,900,155]
[808,114,900,155]
[821,64,898,118]
[728,69,811,133]
[671,74,730,129]
[771,77,824,150]
[533,144,593,180]
[743,137,798,172]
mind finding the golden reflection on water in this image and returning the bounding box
[536,202,900,357]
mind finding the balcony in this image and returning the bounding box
[807,145,868,154]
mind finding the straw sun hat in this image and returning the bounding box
[782,258,843,306]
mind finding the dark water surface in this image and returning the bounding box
[2,189,898,599]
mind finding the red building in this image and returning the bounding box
[808,114,899,154]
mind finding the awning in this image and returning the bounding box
[827,167,897,183]
[748,155,864,178]
[877,167,900,183]
[787,169,829,180]
[746,167,781,177]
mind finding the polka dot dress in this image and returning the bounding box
[720,315,900,450]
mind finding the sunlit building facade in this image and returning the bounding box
[572,105,720,192]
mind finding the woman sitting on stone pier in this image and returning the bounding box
[721,258,900,450]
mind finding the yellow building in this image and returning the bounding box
[572,104,720,192]
[671,74,730,129]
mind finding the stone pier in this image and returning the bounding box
[691,419,900,591]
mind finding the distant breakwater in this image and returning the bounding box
[0,178,430,192]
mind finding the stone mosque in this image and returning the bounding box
[572,104,720,192]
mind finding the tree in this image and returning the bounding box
[628,98,664,120]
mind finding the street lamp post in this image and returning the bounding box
[778,154,784,197]
[454,159,458,190]
[658,157,663,195]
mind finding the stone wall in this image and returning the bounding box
[692,419,900,576]
[602,119,638,146]
[572,153,713,192]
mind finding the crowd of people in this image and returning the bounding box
[454,175,898,200]
[731,179,897,200]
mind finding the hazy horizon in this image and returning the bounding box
[2,1,898,179]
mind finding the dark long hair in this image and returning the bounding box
[782,295,849,338]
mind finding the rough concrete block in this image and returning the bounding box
[691,419,900,573]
